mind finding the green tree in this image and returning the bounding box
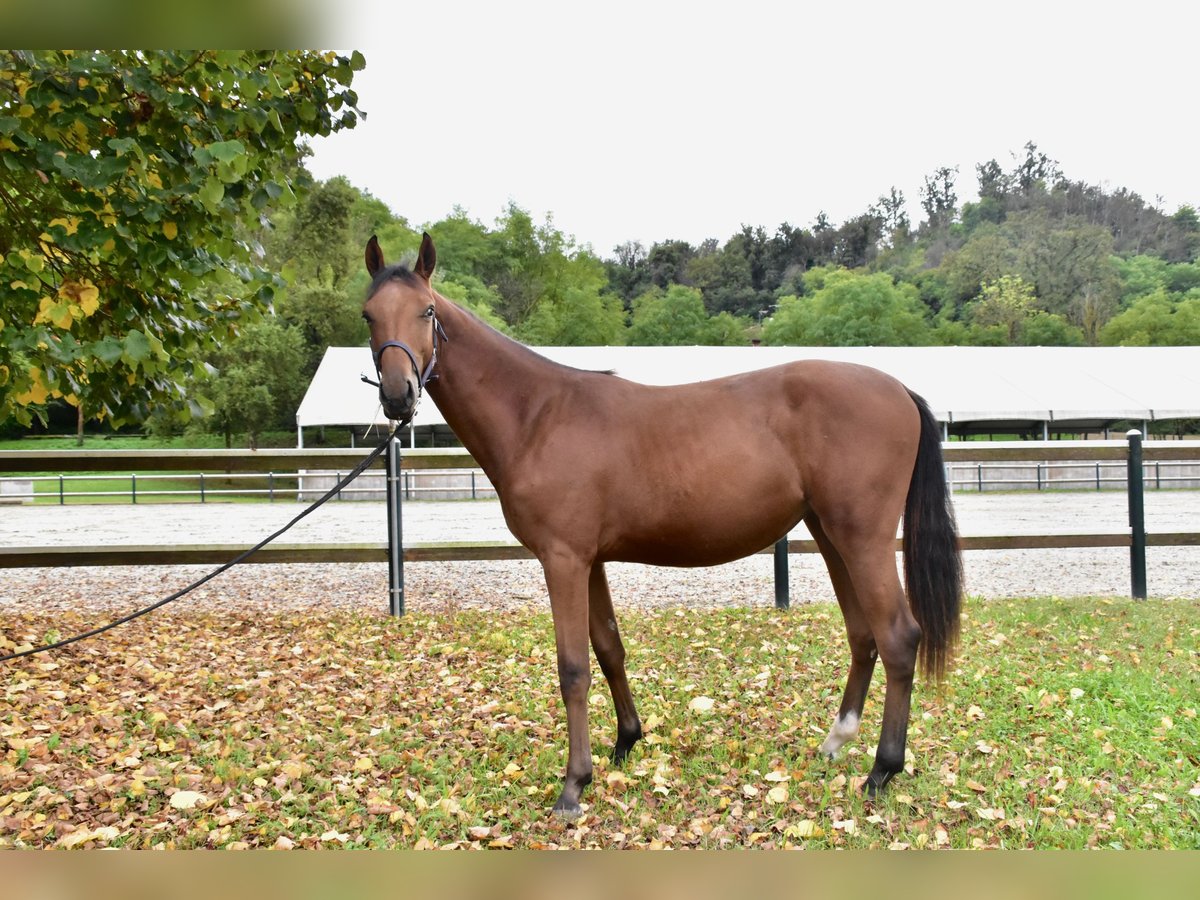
[1099,290,1200,345]
[957,276,1083,345]
[763,270,931,346]
[627,285,713,345]
[967,275,1039,343]
[517,285,625,346]
[0,50,363,427]
[208,318,306,447]
[919,165,958,230]
[278,271,367,374]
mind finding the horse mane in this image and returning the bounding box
[431,289,618,378]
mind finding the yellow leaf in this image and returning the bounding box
[49,217,80,235]
[789,820,816,838]
[147,172,163,190]
[60,279,100,317]
[766,785,789,804]
[34,296,54,324]
[50,303,74,329]
[57,826,119,848]
[163,221,178,240]
[281,761,304,780]
[16,367,49,405]
[354,756,374,772]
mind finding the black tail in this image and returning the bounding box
[903,390,962,681]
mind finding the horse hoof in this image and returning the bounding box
[552,801,583,821]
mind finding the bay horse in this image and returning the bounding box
[363,233,962,818]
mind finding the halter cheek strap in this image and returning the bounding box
[362,317,449,395]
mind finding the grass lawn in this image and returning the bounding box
[0,431,346,504]
[2,595,1196,849]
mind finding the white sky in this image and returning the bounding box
[310,0,1198,256]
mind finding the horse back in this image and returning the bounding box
[498,359,921,566]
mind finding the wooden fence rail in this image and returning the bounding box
[3,439,1199,605]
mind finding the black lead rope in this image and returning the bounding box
[0,433,395,664]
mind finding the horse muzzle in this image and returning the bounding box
[380,378,418,423]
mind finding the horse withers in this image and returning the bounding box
[362,233,963,818]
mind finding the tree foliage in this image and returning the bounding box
[0,49,362,427]
[763,271,931,346]
[6,97,1197,441]
[207,318,306,448]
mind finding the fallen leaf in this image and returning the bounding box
[169,790,208,810]
[687,696,715,713]
[57,826,119,848]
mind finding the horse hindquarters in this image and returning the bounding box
[807,389,959,794]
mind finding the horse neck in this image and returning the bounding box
[427,296,556,481]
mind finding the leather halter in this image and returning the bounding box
[362,315,449,411]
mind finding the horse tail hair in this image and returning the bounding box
[903,389,962,682]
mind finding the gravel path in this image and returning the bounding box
[1,492,1197,615]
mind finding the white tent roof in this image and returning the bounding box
[296,345,1200,432]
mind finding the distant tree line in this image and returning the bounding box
[194,141,1197,443]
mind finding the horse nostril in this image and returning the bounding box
[406,381,417,404]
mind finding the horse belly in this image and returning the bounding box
[601,487,807,568]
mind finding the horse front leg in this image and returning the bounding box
[542,552,594,818]
[588,562,642,764]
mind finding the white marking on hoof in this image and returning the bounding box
[819,711,860,758]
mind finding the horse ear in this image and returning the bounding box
[414,231,437,282]
[365,235,385,277]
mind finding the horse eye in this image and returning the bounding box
[424,306,435,318]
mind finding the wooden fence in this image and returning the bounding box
[2,439,1198,604]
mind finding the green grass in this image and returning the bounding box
[0,431,345,504]
[0,430,321,451]
[2,595,1196,849]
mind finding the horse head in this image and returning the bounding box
[362,232,444,423]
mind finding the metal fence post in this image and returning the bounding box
[1127,430,1146,600]
[385,434,405,616]
[773,538,789,609]
[131,473,137,504]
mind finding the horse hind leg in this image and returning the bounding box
[808,513,878,759]
[588,562,642,764]
[831,530,921,796]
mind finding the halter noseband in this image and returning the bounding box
[361,315,449,414]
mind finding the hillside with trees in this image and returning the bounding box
[192,142,1193,442]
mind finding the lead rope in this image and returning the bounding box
[0,433,395,663]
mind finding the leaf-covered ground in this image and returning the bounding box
[2,597,1197,849]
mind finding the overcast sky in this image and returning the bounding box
[310,0,1197,256]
